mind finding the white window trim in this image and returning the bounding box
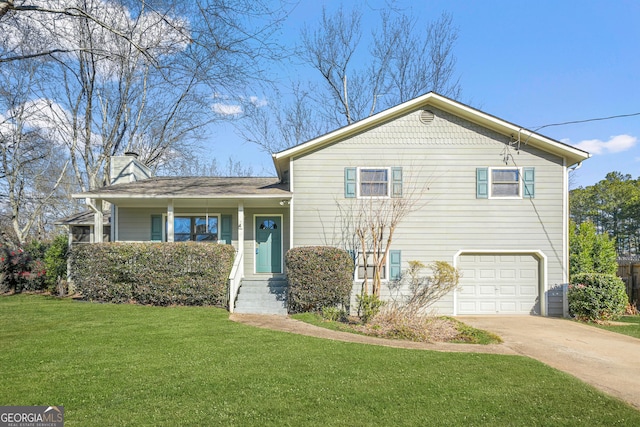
[355,251,390,282]
[488,166,523,200]
[161,213,221,242]
[356,166,391,199]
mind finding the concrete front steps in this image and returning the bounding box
[233,278,288,315]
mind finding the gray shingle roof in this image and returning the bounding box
[55,210,111,226]
[74,176,290,199]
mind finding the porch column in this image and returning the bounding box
[93,198,103,243]
[167,199,174,242]
[238,201,244,275]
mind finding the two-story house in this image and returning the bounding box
[71,92,590,316]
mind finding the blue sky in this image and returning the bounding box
[209,0,640,188]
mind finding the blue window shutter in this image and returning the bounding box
[345,167,356,198]
[523,167,535,198]
[221,215,232,244]
[151,215,162,241]
[476,168,488,198]
[391,167,403,198]
[389,250,401,280]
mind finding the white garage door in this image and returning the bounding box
[457,254,539,315]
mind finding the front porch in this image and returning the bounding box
[73,174,293,314]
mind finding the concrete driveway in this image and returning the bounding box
[459,316,640,410]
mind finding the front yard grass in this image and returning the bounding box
[1,294,639,426]
[593,315,640,339]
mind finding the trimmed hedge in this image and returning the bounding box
[568,273,627,321]
[286,246,354,313]
[70,242,235,306]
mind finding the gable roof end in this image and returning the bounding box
[271,92,591,179]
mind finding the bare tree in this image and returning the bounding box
[239,5,461,156]
[0,60,72,243]
[300,6,460,129]
[336,171,426,297]
[238,84,330,154]
[159,155,255,177]
[1,0,289,193]
[0,0,289,242]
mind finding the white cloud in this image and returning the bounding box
[212,103,243,116]
[2,99,101,148]
[4,0,189,77]
[571,134,637,155]
[249,96,268,108]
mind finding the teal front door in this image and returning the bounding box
[255,216,282,273]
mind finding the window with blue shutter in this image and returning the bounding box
[478,167,535,199]
[389,250,402,280]
[150,215,162,241]
[476,168,488,198]
[391,167,403,198]
[523,167,535,198]
[345,167,356,198]
[345,167,402,198]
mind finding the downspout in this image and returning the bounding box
[564,160,583,317]
[568,161,583,172]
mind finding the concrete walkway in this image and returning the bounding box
[230,314,640,410]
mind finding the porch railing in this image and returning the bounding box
[228,249,244,313]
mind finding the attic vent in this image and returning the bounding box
[419,110,435,125]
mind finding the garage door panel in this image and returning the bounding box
[460,268,475,279]
[479,285,496,295]
[478,301,497,312]
[499,301,517,312]
[458,254,539,315]
[500,269,516,279]
[479,269,495,279]
[519,269,537,279]
[500,285,516,295]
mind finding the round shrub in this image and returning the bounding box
[286,246,354,313]
[568,273,627,321]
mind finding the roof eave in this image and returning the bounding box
[72,192,292,200]
[272,92,591,167]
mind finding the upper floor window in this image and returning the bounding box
[476,167,535,199]
[360,168,389,197]
[491,168,520,197]
[345,167,403,199]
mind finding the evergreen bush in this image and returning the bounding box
[286,246,354,313]
[568,273,627,321]
[44,235,69,292]
[70,242,235,306]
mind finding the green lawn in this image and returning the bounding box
[594,315,640,339]
[1,295,639,426]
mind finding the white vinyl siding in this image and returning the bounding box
[291,106,566,316]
